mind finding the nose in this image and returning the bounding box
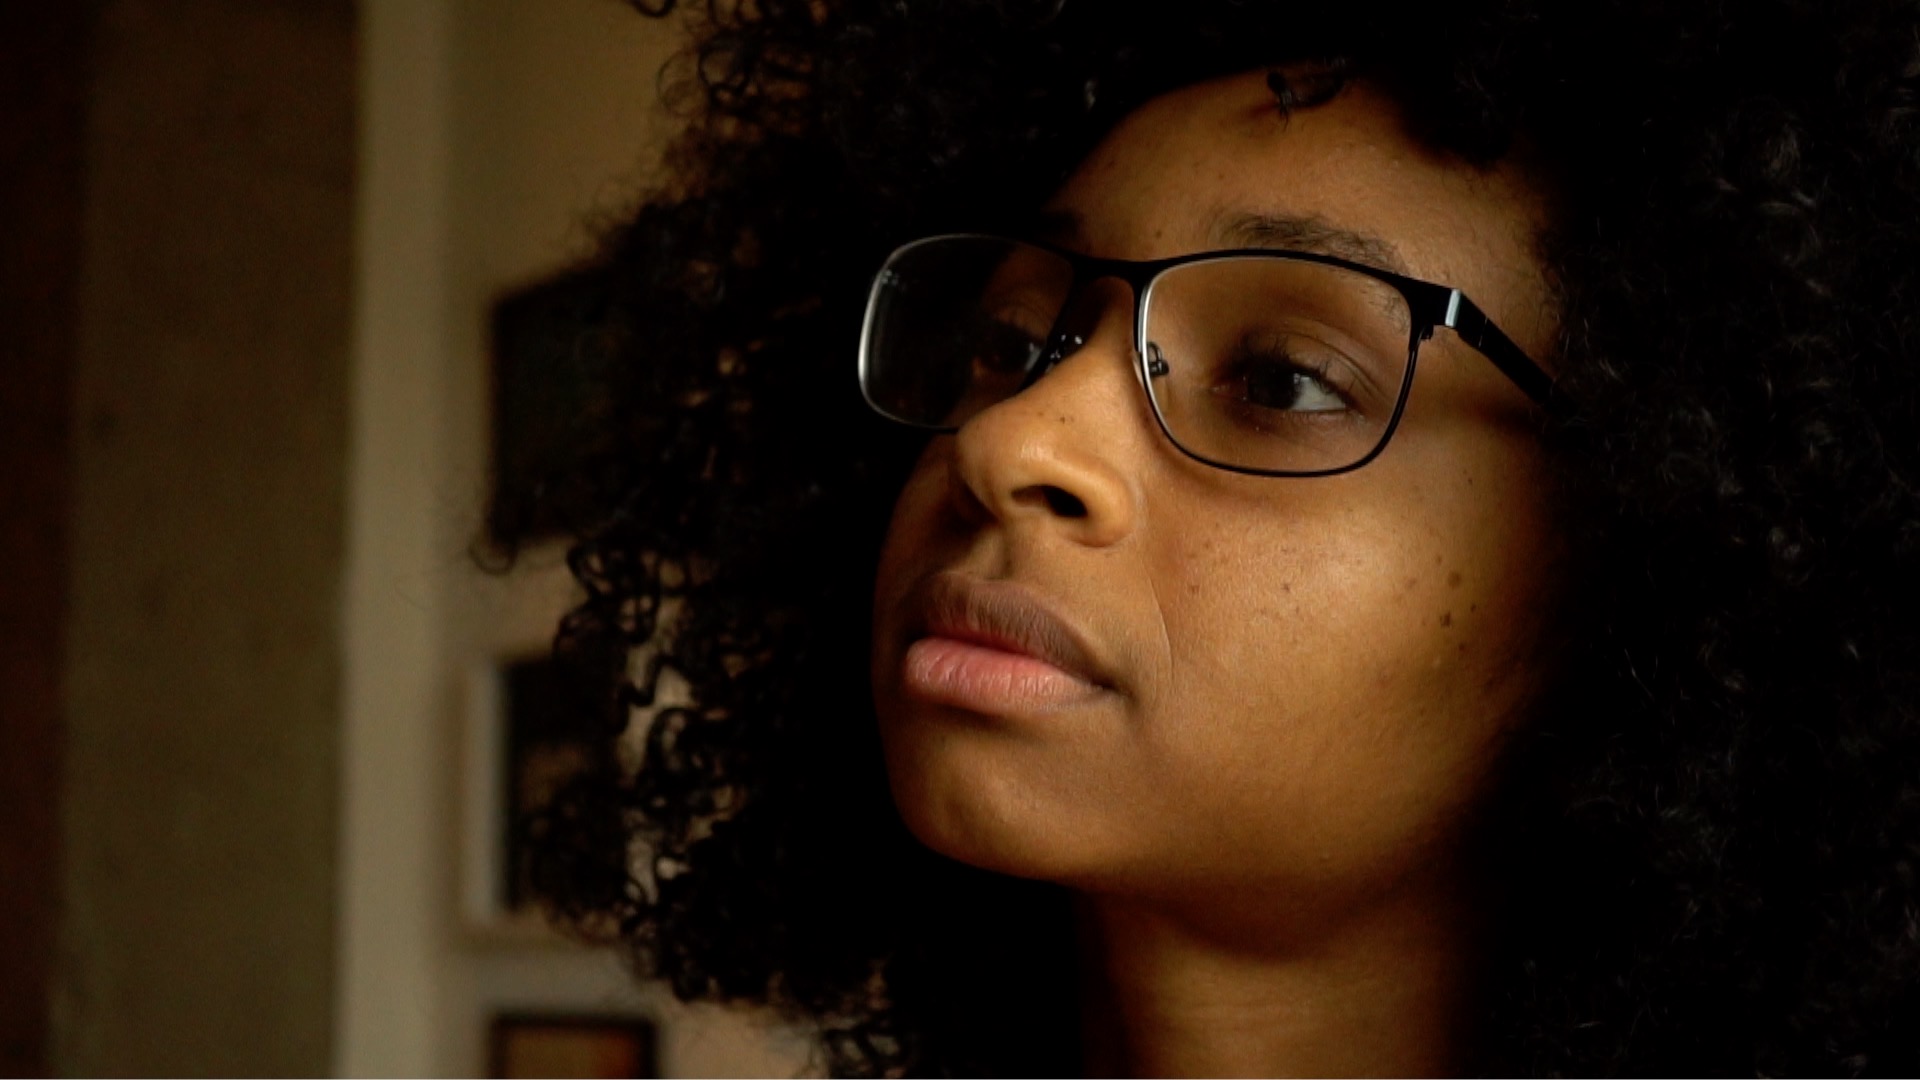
[946,288,1144,548]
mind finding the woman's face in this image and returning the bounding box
[871,72,1564,927]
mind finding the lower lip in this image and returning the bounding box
[901,636,1104,714]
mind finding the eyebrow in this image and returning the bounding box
[1028,209,1087,246]
[1028,208,1412,277]
[1210,210,1412,275]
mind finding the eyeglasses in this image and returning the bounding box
[858,233,1553,477]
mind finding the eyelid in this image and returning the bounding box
[1233,322,1399,408]
[981,295,1058,339]
[1218,342,1358,413]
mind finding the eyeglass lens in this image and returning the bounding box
[860,236,1419,474]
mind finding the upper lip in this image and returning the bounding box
[912,571,1113,688]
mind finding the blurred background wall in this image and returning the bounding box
[1,1,802,1075]
[2,3,89,1075]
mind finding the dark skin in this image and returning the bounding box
[871,72,1565,1075]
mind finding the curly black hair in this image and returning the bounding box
[527,1,1920,1074]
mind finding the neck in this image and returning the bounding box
[1074,883,1479,1078]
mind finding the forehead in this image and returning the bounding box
[1045,70,1555,352]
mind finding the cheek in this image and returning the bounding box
[872,448,950,619]
[1128,466,1556,893]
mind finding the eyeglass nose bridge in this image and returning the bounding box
[1022,264,1156,393]
[1028,329,1087,383]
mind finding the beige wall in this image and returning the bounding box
[54,0,356,1075]
[340,1,806,1074]
[35,3,796,1073]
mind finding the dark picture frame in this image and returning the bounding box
[496,651,615,914]
[487,265,616,549]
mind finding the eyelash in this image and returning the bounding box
[1212,342,1358,416]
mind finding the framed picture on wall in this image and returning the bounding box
[461,647,619,932]
[486,265,616,550]
[489,1013,658,1079]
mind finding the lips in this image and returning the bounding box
[895,572,1115,714]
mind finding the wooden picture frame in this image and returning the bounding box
[489,1013,658,1079]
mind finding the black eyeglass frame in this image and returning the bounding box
[858,233,1556,478]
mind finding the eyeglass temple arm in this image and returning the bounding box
[1440,292,1555,405]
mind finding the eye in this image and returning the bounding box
[1208,340,1355,416]
[955,284,1059,381]
[968,314,1046,376]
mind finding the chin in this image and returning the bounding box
[879,717,1115,884]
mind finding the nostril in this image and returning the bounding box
[1038,485,1087,518]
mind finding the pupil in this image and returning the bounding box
[1243,364,1303,409]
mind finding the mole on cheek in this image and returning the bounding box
[1447,571,1463,588]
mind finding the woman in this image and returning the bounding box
[533,1,1920,1074]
